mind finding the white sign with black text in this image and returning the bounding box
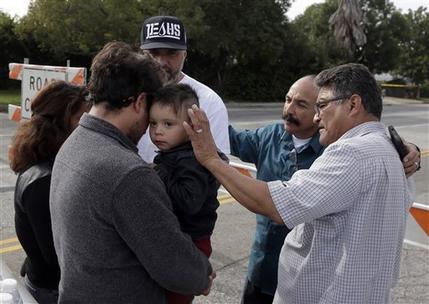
[20,67,66,119]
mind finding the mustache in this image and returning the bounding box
[282,113,300,126]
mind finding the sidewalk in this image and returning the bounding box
[392,243,429,303]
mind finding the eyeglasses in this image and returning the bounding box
[314,96,351,116]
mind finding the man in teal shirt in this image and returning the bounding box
[230,75,323,303]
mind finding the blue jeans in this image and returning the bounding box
[24,276,58,304]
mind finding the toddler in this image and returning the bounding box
[149,83,227,304]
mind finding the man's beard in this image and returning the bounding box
[129,119,147,145]
[282,113,300,126]
[164,68,180,84]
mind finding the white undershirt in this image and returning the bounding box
[292,135,312,150]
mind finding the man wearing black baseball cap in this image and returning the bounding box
[137,15,230,163]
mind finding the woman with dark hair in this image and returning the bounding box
[10,80,90,304]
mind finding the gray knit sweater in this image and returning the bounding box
[50,113,211,304]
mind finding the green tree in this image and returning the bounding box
[217,19,324,101]
[10,0,333,101]
[186,0,294,100]
[357,0,408,73]
[16,0,144,59]
[0,12,26,88]
[294,0,408,73]
[15,0,205,67]
[395,7,429,85]
[293,0,345,69]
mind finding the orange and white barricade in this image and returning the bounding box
[8,63,86,121]
[8,63,85,85]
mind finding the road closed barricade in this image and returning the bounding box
[8,63,86,121]
[7,62,87,163]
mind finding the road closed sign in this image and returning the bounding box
[21,67,66,118]
[8,63,86,120]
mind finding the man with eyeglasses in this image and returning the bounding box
[185,63,419,303]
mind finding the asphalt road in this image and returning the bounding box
[0,101,428,303]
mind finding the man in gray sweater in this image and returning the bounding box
[50,41,214,303]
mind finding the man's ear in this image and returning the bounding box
[134,93,147,114]
[348,94,363,116]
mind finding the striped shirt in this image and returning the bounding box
[268,122,412,304]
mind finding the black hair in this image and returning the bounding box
[315,63,382,119]
[150,83,199,117]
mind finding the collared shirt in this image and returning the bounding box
[229,123,323,294]
[268,122,412,304]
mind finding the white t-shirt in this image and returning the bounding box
[137,73,230,162]
[292,135,311,150]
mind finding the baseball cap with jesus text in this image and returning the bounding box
[140,16,187,50]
